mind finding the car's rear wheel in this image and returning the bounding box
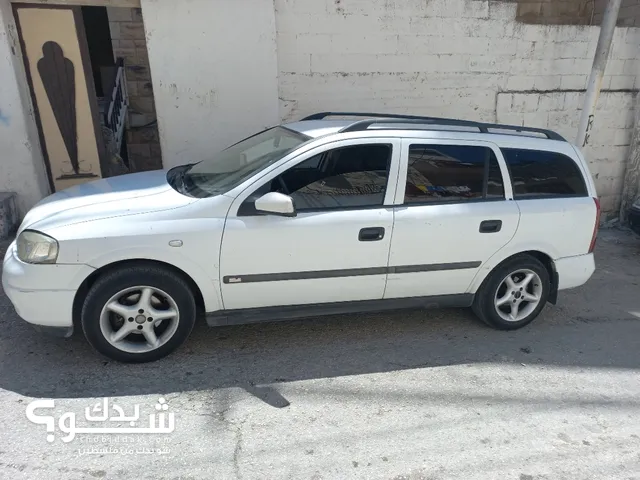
[473,254,550,330]
[81,265,196,363]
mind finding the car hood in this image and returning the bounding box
[20,170,197,233]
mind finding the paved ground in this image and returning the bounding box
[0,229,639,480]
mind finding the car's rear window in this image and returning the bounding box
[501,148,588,198]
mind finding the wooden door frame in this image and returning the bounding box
[12,2,109,191]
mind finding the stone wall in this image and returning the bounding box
[594,0,640,27]
[497,90,636,213]
[275,0,640,217]
[513,0,593,25]
[512,0,640,26]
[107,6,162,171]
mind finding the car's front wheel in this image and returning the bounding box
[81,264,196,363]
[473,254,550,330]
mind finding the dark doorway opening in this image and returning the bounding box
[81,6,129,173]
[81,6,114,97]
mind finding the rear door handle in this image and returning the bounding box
[479,220,502,233]
[359,227,385,242]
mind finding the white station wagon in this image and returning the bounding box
[2,113,600,363]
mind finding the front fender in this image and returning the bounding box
[85,246,223,313]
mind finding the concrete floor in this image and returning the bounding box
[0,229,639,480]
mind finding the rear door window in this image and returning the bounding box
[501,148,588,198]
[404,144,504,204]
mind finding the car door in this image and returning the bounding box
[384,138,520,299]
[219,137,402,310]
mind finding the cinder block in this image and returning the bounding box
[605,59,627,76]
[537,92,565,112]
[600,75,613,89]
[515,40,535,58]
[600,92,636,111]
[468,19,516,38]
[0,192,18,239]
[548,111,578,129]
[523,111,550,128]
[511,93,539,112]
[107,7,133,22]
[553,58,591,75]
[623,59,639,75]
[468,56,513,73]
[487,38,518,56]
[611,40,638,60]
[563,91,584,109]
[506,75,536,91]
[533,76,562,91]
[332,33,398,54]
[560,74,587,90]
[119,22,145,40]
[553,41,590,59]
[610,75,636,90]
[613,129,633,146]
[421,0,488,18]
[399,35,487,55]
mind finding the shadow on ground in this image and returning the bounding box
[0,229,639,400]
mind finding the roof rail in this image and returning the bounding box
[300,112,566,142]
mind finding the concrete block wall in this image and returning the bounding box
[497,90,636,213]
[594,0,640,27]
[512,0,593,25]
[107,6,162,171]
[275,0,640,217]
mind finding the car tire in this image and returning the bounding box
[81,264,196,363]
[472,254,550,331]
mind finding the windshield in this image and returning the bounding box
[178,127,310,197]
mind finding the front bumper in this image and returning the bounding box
[629,206,640,236]
[2,241,95,328]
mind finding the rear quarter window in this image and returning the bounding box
[501,148,588,198]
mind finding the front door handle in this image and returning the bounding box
[359,227,385,242]
[479,220,502,233]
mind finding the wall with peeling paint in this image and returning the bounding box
[275,0,640,217]
[0,0,50,215]
[140,0,280,169]
[1,0,638,219]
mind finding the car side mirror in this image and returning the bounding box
[254,192,297,217]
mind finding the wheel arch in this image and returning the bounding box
[470,250,558,304]
[72,259,209,330]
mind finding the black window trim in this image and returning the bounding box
[401,143,507,208]
[237,142,395,216]
[501,147,589,201]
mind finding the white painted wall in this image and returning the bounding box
[141,0,280,169]
[275,0,640,216]
[0,0,50,215]
[1,0,638,219]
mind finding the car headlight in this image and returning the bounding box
[16,230,59,264]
